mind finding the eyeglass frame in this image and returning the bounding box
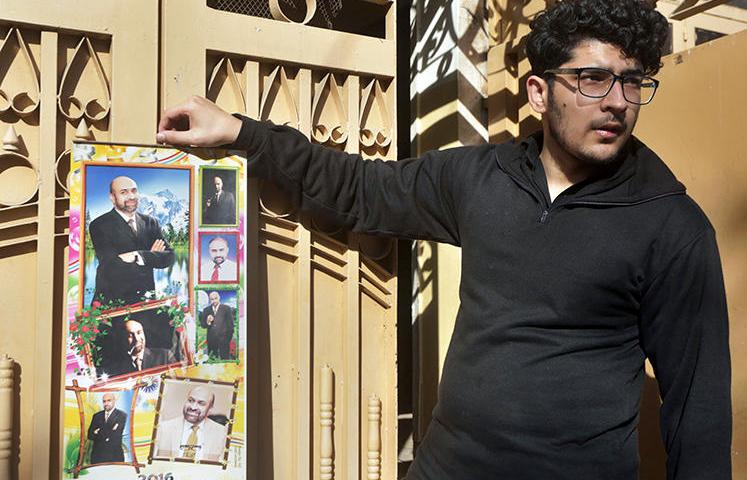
[542,67,660,105]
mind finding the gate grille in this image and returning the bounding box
[206,0,343,28]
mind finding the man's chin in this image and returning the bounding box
[577,143,626,165]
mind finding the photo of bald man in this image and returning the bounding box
[153,384,230,462]
[87,393,127,464]
[198,233,239,284]
[89,175,175,305]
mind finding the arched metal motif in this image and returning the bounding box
[0,125,38,206]
[55,120,95,196]
[311,215,344,237]
[259,180,298,218]
[312,72,348,147]
[57,36,111,123]
[359,78,392,149]
[358,234,393,261]
[0,28,41,118]
[260,65,300,129]
[207,56,247,114]
[269,0,317,25]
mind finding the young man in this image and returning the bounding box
[157,1,731,478]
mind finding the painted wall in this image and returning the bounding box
[636,28,747,477]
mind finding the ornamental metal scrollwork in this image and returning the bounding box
[358,234,393,261]
[359,78,392,150]
[259,180,297,218]
[207,57,247,114]
[269,0,317,25]
[260,65,300,129]
[55,120,94,197]
[58,36,111,124]
[0,28,41,118]
[0,125,39,207]
[312,73,348,147]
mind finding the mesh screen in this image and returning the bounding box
[206,0,343,27]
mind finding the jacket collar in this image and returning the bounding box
[495,132,686,205]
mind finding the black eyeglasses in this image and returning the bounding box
[543,67,660,105]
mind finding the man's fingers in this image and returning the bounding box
[151,239,165,251]
[156,129,194,146]
[158,104,192,133]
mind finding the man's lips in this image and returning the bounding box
[593,122,624,139]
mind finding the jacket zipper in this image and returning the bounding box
[503,168,684,224]
[538,190,686,223]
[497,153,686,224]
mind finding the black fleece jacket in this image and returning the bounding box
[232,116,732,480]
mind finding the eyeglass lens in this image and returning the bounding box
[578,68,656,104]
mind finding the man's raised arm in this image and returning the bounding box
[158,96,469,245]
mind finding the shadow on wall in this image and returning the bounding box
[410,0,487,86]
[412,240,439,453]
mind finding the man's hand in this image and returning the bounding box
[150,239,166,252]
[206,314,214,326]
[156,96,242,147]
[93,427,100,435]
[118,251,138,263]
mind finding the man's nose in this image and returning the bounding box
[602,79,628,111]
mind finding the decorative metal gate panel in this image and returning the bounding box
[161,3,398,479]
[0,2,158,479]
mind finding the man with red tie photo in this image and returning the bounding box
[199,235,238,283]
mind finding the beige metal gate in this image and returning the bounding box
[0,0,398,478]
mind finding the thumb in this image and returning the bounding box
[156,129,194,146]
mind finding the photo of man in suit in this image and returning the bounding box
[202,170,236,225]
[199,235,238,283]
[87,393,127,464]
[107,319,176,376]
[199,291,235,360]
[153,385,228,462]
[89,175,176,305]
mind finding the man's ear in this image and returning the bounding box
[527,74,550,114]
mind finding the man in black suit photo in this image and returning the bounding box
[89,175,176,306]
[104,319,177,377]
[87,393,127,464]
[202,171,236,225]
[122,319,176,374]
[199,291,235,360]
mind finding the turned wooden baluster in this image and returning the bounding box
[320,366,334,480]
[367,395,382,480]
[0,355,14,479]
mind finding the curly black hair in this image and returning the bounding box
[525,0,669,76]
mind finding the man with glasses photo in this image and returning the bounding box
[156,1,731,478]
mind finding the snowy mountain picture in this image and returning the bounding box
[138,189,189,233]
